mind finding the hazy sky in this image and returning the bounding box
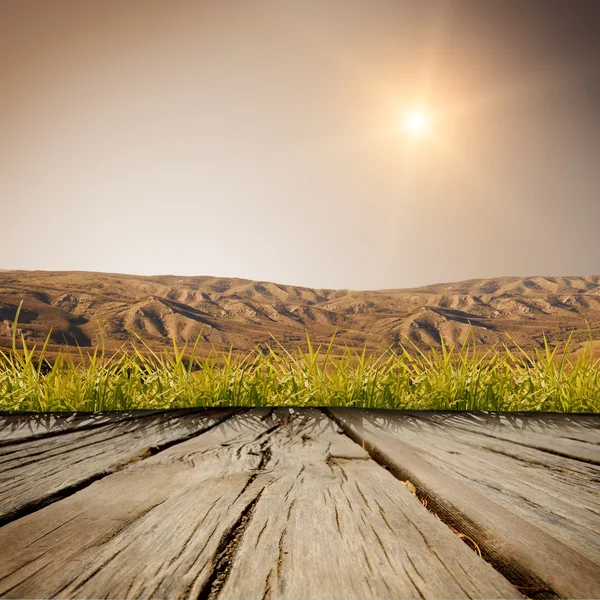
[1,0,599,290]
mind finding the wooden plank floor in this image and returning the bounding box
[0,410,166,444]
[329,409,600,599]
[0,408,237,526]
[0,408,598,599]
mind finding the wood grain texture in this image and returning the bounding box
[215,408,519,600]
[0,408,521,599]
[0,409,274,599]
[406,411,600,463]
[369,411,600,564]
[0,410,164,444]
[0,408,236,525]
[329,408,600,599]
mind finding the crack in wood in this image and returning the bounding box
[403,553,427,600]
[197,491,264,600]
[261,571,273,600]
[0,468,116,528]
[88,497,173,554]
[21,513,81,549]
[162,495,223,576]
[58,536,139,597]
[0,547,58,596]
[374,498,395,533]
[367,522,393,567]
[354,481,370,509]
[360,545,373,573]
[561,435,600,446]
[433,549,475,599]
[282,466,304,502]
[255,518,269,547]
[232,428,278,504]
[334,505,342,537]
[275,497,296,592]
[481,444,576,475]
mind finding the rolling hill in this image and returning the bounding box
[1,270,600,358]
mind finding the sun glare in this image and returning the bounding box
[402,109,431,138]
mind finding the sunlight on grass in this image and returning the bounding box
[1,302,598,412]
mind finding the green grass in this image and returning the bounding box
[1,302,599,412]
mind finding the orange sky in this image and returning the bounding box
[1,0,599,289]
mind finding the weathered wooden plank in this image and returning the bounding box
[0,409,276,599]
[366,411,600,564]
[0,408,521,599]
[0,410,165,444]
[404,411,600,440]
[0,408,237,525]
[215,408,520,600]
[406,411,600,463]
[329,408,600,599]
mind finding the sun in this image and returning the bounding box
[401,109,431,138]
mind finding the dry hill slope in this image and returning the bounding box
[1,271,599,357]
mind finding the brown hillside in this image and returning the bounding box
[1,271,599,358]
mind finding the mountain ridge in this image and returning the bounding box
[1,270,599,357]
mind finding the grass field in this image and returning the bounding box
[1,302,599,412]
